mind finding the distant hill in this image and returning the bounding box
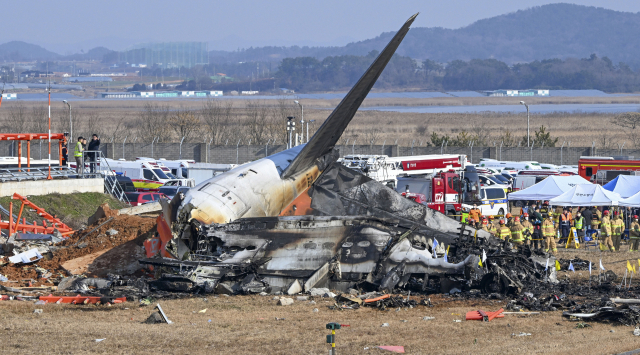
[62,47,115,61]
[211,4,640,68]
[0,41,60,61]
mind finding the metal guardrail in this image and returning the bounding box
[0,150,128,204]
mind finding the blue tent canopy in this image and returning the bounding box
[602,175,640,198]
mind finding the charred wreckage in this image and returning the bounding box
[135,13,558,298]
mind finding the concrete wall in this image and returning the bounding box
[0,178,104,197]
[0,140,635,166]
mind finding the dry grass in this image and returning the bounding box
[0,97,633,148]
[1,246,640,354]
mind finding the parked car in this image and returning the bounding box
[158,186,190,200]
[124,192,167,206]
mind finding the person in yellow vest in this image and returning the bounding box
[510,216,525,249]
[521,212,534,246]
[573,211,585,243]
[498,219,511,240]
[73,136,84,175]
[600,210,614,251]
[542,215,557,254]
[611,211,625,252]
[481,217,496,237]
[630,215,640,252]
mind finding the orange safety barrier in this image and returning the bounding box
[465,308,504,321]
[11,193,71,232]
[39,294,126,304]
[364,294,391,303]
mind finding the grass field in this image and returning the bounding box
[2,246,640,354]
[0,96,636,149]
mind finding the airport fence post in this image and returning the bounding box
[179,136,185,159]
[236,139,241,164]
[352,140,356,155]
[530,140,535,161]
[561,141,565,166]
[499,141,503,161]
[381,140,386,155]
[122,136,127,160]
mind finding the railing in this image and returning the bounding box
[82,150,127,203]
[0,165,76,182]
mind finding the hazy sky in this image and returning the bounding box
[8,0,640,53]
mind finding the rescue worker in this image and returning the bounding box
[490,215,500,230]
[521,212,534,246]
[560,208,572,242]
[531,207,544,250]
[542,214,557,254]
[469,204,481,225]
[574,211,585,243]
[552,207,562,237]
[540,201,550,219]
[481,217,496,237]
[611,211,625,252]
[510,216,525,249]
[600,210,615,251]
[630,216,640,252]
[498,219,511,240]
[73,136,84,175]
[505,213,514,228]
[466,217,476,229]
[591,206,601,238]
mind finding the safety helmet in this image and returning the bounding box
[488,215,494,219]
[506,213,512,218]
[604,210,609,215]
[635,215,639,219]
[614,210,619,215]
[515,216,520,222]
[482,219,488,225]
[523,213,529,217]
[499,219,505,224]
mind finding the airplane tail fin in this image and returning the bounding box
[281,13,418,179]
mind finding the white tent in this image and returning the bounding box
[508,175,591,201]
[618,190,640,207]
[602,175,640,198]
[549,184,621,206]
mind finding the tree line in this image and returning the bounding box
[275,53,640,93]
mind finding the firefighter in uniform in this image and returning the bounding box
[552,207,562,237]
[469,204,481,225]
[601,210,614,251]
[505,213,514,228]
[521,212,534,246]
[540,201,550,219]
[630,215,640,252]
[591,207,601,238]
[542,215,557,254]
[490,215,500,230]
[481,217,496,237]
[510,216,525,249]
[498,219,511,240]
[611,211,625,252]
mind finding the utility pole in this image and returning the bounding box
[294,100,305,142]
[520,101,530,147]
[286,116,295,149]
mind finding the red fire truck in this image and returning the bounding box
[396,166,508,217]
[578,156,640,183]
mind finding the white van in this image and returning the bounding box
[478,159,542,171]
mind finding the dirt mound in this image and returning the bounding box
[0,213,156,286]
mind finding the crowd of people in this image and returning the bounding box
[465,202,640,255]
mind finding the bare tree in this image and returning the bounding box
[201,98,233,144]
[5,102,28,133]
[135,103,171,142]
[28,104,48,133]
[597,132,615,150]
[615,112,640,148]
[246,101,272,144]
[168,107,201,142]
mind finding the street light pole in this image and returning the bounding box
[294,100,305,142]
[63,100,72,146]
[520,101,530,147]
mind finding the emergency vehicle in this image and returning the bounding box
[396,166,508,217]
[478,159,542,171]
[578,156,640,184]
[340,154,467,188]
[106,159,174,191]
